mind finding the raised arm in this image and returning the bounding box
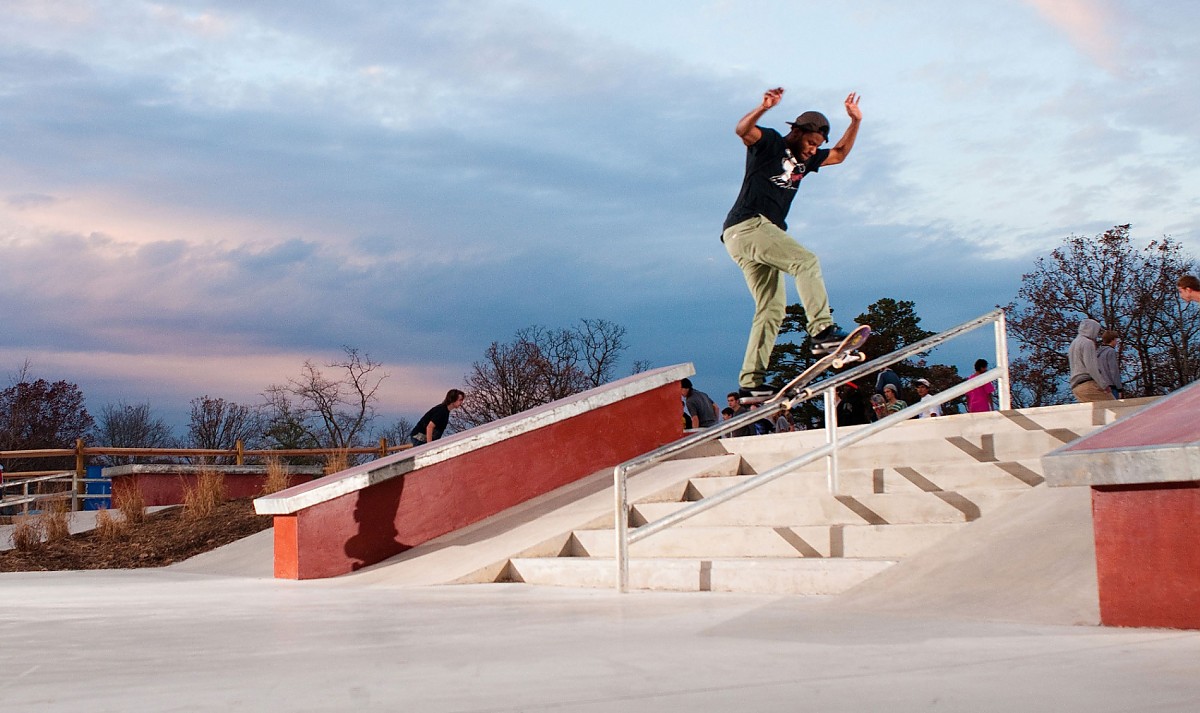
[822,92,862,166]
[736,87,784,147]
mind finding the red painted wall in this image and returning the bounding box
[1092,482,1200,630]
[274,382,683,579]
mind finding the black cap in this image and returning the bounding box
[788,110,830,140]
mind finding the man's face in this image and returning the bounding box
[787,130,826,160]
[727,395,740,409]
[1180,286,1199,304]
[916,385,929,397]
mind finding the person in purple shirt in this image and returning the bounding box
[965,359,996,413]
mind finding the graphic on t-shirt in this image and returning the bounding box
[768,149,808,190]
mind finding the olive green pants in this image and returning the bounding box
[723,215,833,389]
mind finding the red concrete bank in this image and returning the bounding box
[255,364,692,580]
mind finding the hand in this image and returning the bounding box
[762,87,784,110]
[844,92,862,121]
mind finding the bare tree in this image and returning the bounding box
[454,319,632,428]
[262,346,387,454]
[186,396,263,464]
[1005,225,1199,405]
[577,318,628,387]
[373,417,415,451]
[96,401,175,465]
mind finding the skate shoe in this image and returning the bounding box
[811,325,851,355]
[737,386,774,405]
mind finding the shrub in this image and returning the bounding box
[94,508,128,540]
[260,458,291,496]
[116,485,146,525]
[183,470,225,521]
[323,449,351,476]
[42,499,70,543]
[10,516,44,552]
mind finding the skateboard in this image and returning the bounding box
[740,324,871,406]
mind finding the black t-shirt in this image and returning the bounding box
[411,404,451,441]
[723,127,829,232]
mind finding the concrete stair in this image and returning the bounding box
[505,556,896,594]
[497,398,1154,595]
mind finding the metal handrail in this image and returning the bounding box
[613,309,1010,592]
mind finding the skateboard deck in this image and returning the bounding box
[740,324,871,406]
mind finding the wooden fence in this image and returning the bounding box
[0,439,411,512]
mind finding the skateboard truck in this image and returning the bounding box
[738,325,872,407]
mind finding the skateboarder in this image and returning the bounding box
[722,87,862,400]
[1179,274,1200,304]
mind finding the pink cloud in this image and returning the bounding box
[1022,0,1126,75]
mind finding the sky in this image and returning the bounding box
[2,0,1198,433]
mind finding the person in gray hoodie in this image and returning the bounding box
[1096,330,1124,399]
[1068,318,1111,402]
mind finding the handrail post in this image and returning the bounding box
[824,388,839,494]
[995,310,1012,411]
[235,440,245,466]
[379,437,388,459]
[74,438,85,512]
[614,465,630,592]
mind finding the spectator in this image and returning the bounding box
[965,359,996,413]
[719,407,737,439]
[1096,330,1124,400]
[680,378,719,429]
[1179,274,1200,304]
[914,378,941,418]
[774,409,794,433]
[410,389,466,447]
[836,382,870,426]
[869,394,887,421]
[1068,318,1112,403]
[875,367,901,396]
[751,404,776,436]
[725,393,755,437]
[882,383,907,414]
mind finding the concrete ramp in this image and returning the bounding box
[167,529,275,578]
[833,484,1099,625]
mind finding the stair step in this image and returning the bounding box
[686,460,1044,499]
[727,432,1074,473]
[569,523,964,559]
[631,491,987,527]
[505,556,897,594]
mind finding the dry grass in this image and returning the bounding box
[42,499,71,543]
[10,516,44,552]
[323,449,351,476]
[183,470,226,521]
[260,458,292,495]
[94,508,128,540]
[116,485,146,525]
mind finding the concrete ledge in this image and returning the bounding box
[253,364,693,580]
[1043,389,1188,487]
[105,464,324,507]
[1041,381,1200,629]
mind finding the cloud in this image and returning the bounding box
[1021,0,1125,75]
[1,0,1198,430]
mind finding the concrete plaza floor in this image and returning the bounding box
[3,567,1200,712]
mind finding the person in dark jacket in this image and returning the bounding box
[1096,330,1124,399]
[410,389,466,446]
